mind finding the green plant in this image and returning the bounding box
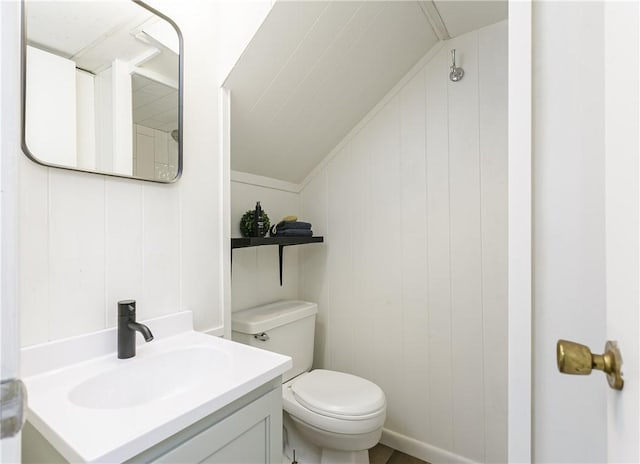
[240,209,270,237]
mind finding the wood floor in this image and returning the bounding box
[369,444,429,464]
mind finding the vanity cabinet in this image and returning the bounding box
[128,380,282,464]
[149,384,282,463]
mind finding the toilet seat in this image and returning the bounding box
[291,370,386,420]
[283,370,386,435]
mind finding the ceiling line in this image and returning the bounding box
[418,1,451,41]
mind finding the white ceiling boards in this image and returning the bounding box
[225,0,507,184]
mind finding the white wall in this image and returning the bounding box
[230,178,300,311]
[18,0,223,346]
[532,2,607,462]
[25,46,76,167]
[94,60,134,176]
[298,21,507,464]
[94,66,114,173]
[75,70,96,171]
[111,59,133,176]
[216,0,273,85]
[133,124,178,181]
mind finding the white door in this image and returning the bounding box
[602,1,639,461]
[0,1,24,462]
[533,1,639,462]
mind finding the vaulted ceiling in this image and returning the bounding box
[225,1,507,184]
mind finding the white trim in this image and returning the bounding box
[507,1,532,462]
[130,66,178,91]
[230,170,300,194]
[418,1,451,41]
[298,41,445,191]
[128,47,161,70]
[381,429,478,464]
[220,87,232,339]
[1,0,22,460]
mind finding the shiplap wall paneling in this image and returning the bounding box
[398,68,429,439]
[424,47,454,453]
[141,182,181,320]
[105,178,143,328]
[299,21,507,463]
[18,1,223,346]
[48,170,106,340]
[298,172,329,367]
[366,98,403,432]
[341,116,377,382]
[19,152,50,346]
[323,145,354,372]
[447,31,485,462]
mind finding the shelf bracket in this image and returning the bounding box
[278,245,285,286]
[230,236,323,286]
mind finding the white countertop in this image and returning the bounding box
[21,312,291,462]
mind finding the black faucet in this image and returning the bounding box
[117,300,154,359]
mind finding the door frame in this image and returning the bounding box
[1,0,23,461]
[507,1,532,462]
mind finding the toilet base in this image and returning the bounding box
[283,441,368,464]
[283,416,321,463]
[320,448,369,464]
[283,412,378,464]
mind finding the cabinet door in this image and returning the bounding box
[155,387,282,464]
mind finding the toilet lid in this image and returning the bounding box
[291,370,385,420]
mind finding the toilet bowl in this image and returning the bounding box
[231,300,387,464]
[282,370,385,463]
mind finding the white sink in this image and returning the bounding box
[21,311,291,463]
[68,346,230,409]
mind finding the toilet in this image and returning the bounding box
[231,300,386,464]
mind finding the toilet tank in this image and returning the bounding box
[231,300,318,382]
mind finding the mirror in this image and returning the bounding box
[21,0,183,183]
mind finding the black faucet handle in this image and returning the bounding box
[118,299,136,317]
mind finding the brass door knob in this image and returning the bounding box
[556,339,624,390]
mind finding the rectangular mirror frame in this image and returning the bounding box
[20,0,184,183]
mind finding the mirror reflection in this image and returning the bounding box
[22,0,182,182]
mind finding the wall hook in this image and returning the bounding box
[449,49,464,82]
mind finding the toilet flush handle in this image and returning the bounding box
[254,332,270,342]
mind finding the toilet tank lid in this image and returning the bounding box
[231,300,318,334]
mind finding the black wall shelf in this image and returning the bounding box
[231,236,323,248]
[231,236,324,285]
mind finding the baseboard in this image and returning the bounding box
[380,429,478,464]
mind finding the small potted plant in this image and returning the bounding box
[240,205,270,237]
